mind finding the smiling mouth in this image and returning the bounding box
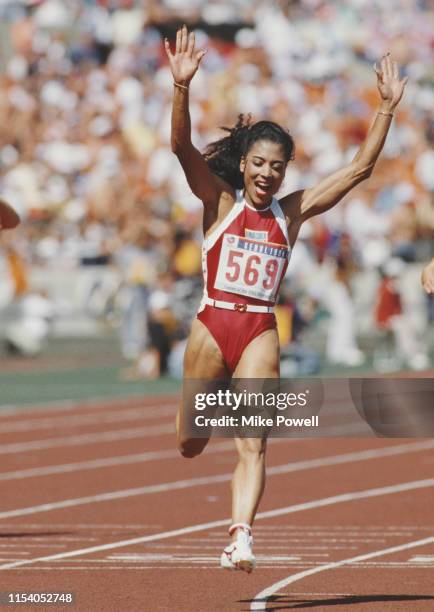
[254,182,272,196]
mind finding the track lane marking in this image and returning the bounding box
[0,440,433,518]
[250,536,434,610]
[0,405,176,434]
[0,417,366,456]
[0,423,369,480]
[0,440,239,481]
[1,430,432,480]
[0,423,174,454]
[0,409,368,455]
[0,477,433,570]
[0,395,179,417]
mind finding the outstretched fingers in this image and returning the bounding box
[180,24,188,53]
[187,31,195,57]
[175,27,181,54]
[373,62,383,83]
[195,49,207,66]
[380,52,391,79]
[386,53,393,78]
[164,38,173,60]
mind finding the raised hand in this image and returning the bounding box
[164,25,206,87]
[374,53,408,110]
[421,259,434,294]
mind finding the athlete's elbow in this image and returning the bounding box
[351,162,374,182]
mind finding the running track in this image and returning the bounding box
[0,393,433,611]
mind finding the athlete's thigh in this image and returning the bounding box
[183,318,228,377]
[234,328,280,378]
[232,330,279,444]
[177,318,229,445]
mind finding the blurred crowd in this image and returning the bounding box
[0,0,432,374]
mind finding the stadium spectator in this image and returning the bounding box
[0,0,432,369]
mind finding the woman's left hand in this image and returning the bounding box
[374,53,408,110]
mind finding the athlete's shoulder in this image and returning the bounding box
[215,185,241,220]
[203,185,240,237]
[278,190,303,215]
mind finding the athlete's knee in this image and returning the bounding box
[177,437,207,459]
[237,438,267,462]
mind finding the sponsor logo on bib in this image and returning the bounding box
[245,229,268,241]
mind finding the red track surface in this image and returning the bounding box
[0,395,433,611]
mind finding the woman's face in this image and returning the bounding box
[240,140,287,207]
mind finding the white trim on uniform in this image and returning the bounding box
[203,190,244,251]
[271,197,290,248]
[199,191,244,312]
[244,200,272,212]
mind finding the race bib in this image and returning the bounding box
[214,234,288,301]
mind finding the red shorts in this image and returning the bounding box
[197,305,277,374]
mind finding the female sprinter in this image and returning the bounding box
[165,26,407,572]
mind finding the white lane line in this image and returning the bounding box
[0,423,366,481]
[266,439,434,476]
[6,564,434,571]
[410,555,434,563]
[0,423,174,455]
[0,440,237,481]
[0,405,176,434]
[168,543,356,551]
[0,524,162,528]
[0,436,301,481]
[3,567,215,571]
[0,426,430,483]
[50,558,434,568]
[0,477,434,571]
[252,528,420,536]
[250,536,434,610]
[0,408,367,459]
[0,536,97,542]
[0,544,66,549]
[0,395,178,417]
[0,450,188,481]
[0,440,432,519]
[255,479,434,522]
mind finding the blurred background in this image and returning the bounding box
[0,0,432,406]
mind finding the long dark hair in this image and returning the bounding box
[203,114,295,189]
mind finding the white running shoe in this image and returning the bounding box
[220,524,256,573]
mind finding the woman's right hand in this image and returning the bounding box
[421,258,434,294]
[164,25,206,87]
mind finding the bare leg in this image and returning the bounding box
[230,328,279,536]
[176,318,228,458]
[231,437,267,533]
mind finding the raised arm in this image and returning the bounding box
[165,26,224,207]
[281,54,408,222]
[0,199,20,230]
